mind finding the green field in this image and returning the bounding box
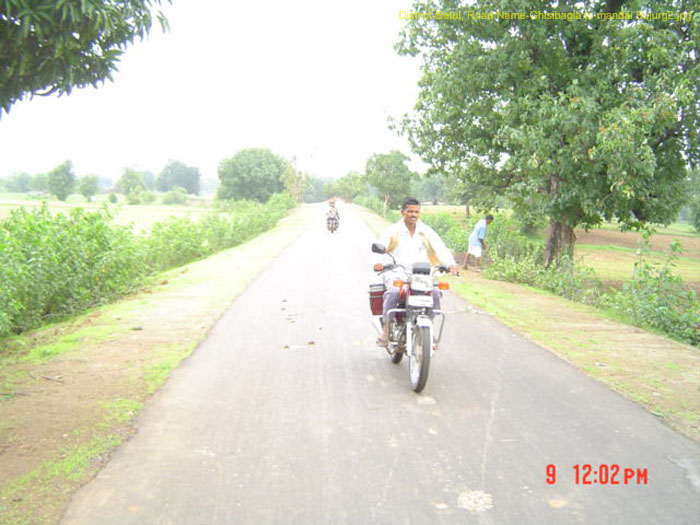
[0,192,211,233]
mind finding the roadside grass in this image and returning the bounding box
[354,204,700,442]
[0,398,141,525]
[143,341,196,394]
[0,430,126,525]
[592,220,697,236]
[575,244,700,285]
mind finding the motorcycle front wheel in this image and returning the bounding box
[409,326,431,392]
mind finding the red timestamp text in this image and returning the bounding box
[546,464,648,485]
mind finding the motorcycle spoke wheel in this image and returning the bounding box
[409,326,431,392]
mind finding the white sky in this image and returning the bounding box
[0,0,426,185]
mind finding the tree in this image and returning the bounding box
[78,175,99,202]
[398,0,698,267]
[0,0,170,115]
[412,173,445,204]
[142,170,156,191]
[303,177,333,203]
[280,160,311,204]
[1,172,32,192]
[444,174,486,217]
[117,168,146,195]
[684,168,700,232]
[156,160,200,195]
[217,148,286,202]
[365,151,415,216]
[46,161,76,201]
[31,173,48,192]
[332,171,367,202]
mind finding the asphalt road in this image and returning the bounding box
[62,205,700,524]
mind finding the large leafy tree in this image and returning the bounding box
[157,160,201,195]
[217,148,286,202]
[398,0,698,266]
[47,161,76,201]
[0,0,170,115]
[365,151,416,215]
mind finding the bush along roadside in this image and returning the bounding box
[0,194,296,339]
[483,223,699,347]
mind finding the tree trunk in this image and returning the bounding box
[464,201,470,217]
[383,194,389,217]
[543,173,576,268]
[544,218,576,268]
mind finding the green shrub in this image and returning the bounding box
[141,191,157,204]
[0,205,148,336]
[602,242,700,346]
[0,195,298,340]
[162,187,188,205]
[145,216,204,270]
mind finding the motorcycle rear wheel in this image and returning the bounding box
[409,326,431,392]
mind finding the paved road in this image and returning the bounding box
[63,205,700,524]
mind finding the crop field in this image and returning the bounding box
[0,193,212,233]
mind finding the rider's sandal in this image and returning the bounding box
[376,337,388,348]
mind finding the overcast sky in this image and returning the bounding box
[0,0,426,185]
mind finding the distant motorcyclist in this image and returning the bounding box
[372,197,458,346]
[327,198,340,232]
[327,198,340,220]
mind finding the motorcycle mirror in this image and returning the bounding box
[371,243,387,254]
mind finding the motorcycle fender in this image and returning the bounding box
[416,315,434,356]
[416,315,432,328]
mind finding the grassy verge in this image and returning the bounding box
[353,204,700,442]
[575,244,700,285]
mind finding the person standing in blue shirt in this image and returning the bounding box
[465,214,494,271]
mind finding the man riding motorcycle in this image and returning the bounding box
[373,197,459,347]
[327,199,340,232]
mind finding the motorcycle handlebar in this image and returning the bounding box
[375,264,458,276]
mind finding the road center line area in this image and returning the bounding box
[62,204,700,524]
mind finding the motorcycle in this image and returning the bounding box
[369,243,450,392]
[327,214,339,233]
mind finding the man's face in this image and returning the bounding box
[401,204,420,227]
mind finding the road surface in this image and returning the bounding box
[63,205,700,524]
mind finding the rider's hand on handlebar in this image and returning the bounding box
[449,265,460,275]
[373,263,384,272]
